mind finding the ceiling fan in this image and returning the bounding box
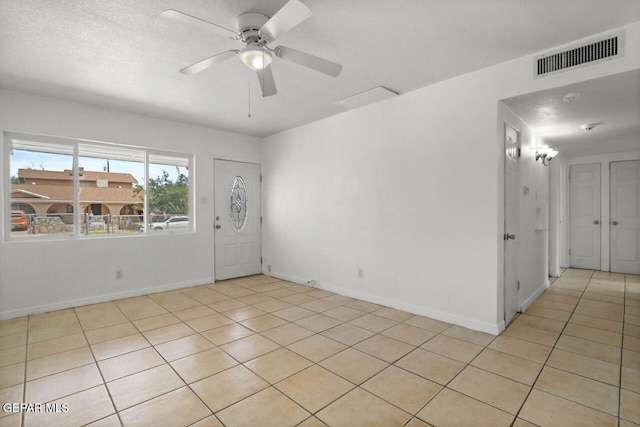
[161,0,342,97]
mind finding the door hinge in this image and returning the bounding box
[569,248,571,255]
[260,175,262,183]
[260,216,263,224]
[260,257,263,264]
[517,280,520,291]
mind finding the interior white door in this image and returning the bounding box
[214,159,262,280]
[569,163,601,270]
[504,123,519,325]
[611,160,640,274]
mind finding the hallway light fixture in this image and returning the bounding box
[535,147,558,166]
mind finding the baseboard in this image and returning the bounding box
[266,271,316,288]
[268,271,502,335]
[0,277,213,320]
[520,278,550,313]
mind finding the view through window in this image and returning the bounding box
[7,134,192,239]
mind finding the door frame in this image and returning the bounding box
[503,121,520,326]
[212,157,262,281]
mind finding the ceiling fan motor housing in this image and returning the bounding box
[236,12,270,43]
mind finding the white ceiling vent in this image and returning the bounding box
[535,31,624,78]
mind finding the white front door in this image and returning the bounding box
[214,159,262,280]
[569,163,601,270]
[504,123,519,325]
[611,160,640,274]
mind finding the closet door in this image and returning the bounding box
[569,163,601,270]
[611,160,640,274]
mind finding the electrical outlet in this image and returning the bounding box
[358,268,364,279]
[115,270,123,280]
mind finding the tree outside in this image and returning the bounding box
[135,167,189,219]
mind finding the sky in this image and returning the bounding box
[10,150,186,185]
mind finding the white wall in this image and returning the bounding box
[557,150,640,271]
[0,89,261,319]
[261,21,640,334]
[549,153,567,277]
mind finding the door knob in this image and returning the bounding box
[215,225,221,229]
[612,221,619,226]
[594,220,600,225]
[505,234,516,240]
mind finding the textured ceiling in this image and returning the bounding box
[503,70,640,158]
[1,0,640,138]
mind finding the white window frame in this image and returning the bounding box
[3,131,194,241]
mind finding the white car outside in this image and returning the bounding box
[143,216,189,231]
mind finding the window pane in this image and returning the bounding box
[10,141,74,237]
[7,135,192,240]
[78,144,144,236]
[145,156,190,232]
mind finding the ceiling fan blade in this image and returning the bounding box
[257,66,277,97]
[275,46,342,77]
[161,9,239,40]
[180,50,238,75]
[259,0,312,42]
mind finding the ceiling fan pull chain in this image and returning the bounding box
[248,81,252,118]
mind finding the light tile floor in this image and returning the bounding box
[0,268,639,426]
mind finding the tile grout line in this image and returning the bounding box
[115,292,224,426]
[166,281,450,424]
[94,279,525,425]
[520,272,631,421]
[71,306,124,427]
[187,280,339,423]
[152,280,380,424]
[83,300,198,425]
[510,269,596,425]
[21,316,30,427]
[13,272,634,426]
[617,274,626,427]
[407,328,520,426]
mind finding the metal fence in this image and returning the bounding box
[12,213,143,236]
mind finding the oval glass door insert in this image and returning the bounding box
[229,176,248,231]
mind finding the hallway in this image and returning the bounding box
[0,269,638,426]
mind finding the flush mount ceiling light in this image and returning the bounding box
[562,92,581,102]
[581,123,598,131]
[239,45,272,70]
[535,146,558,166]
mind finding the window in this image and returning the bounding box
[144,153,190,232]
[5,132,193,239]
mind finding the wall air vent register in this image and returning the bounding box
[535,31,624,77]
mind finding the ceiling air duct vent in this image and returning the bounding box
[535,31,624,78]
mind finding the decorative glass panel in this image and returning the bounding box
[229,176,248,231]
[505,123,519,160]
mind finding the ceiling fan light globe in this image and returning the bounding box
[239,47,272,70]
